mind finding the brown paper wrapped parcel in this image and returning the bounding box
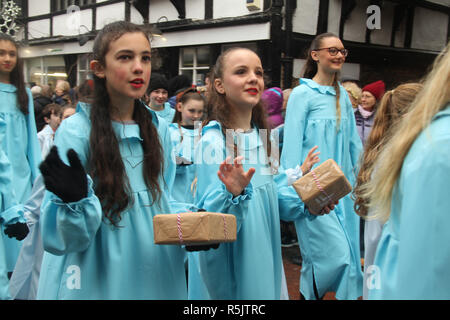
[153,212,237,245]
[292,159,352,215]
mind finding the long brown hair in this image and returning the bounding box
[0,33,29,114]
[302,32,343,128]
[206,47,272,160]
[353,83,423,217]
[89,21,164,226]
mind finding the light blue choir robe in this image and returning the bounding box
[281,78,363,300]
[168,123,200,204]
[0,83,41,273]
[153,102,175,124]
[188,121,311,300]
[36,102,189,299]
[0,118,12,299]
[368,105,450,300]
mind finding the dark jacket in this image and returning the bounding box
[354,107,375,145]
[34,95,53,132]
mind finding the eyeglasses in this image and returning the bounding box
[314,47,349,57]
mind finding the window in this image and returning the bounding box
[77,53,92,85]
[51,0,96,12]
[25,56,67,88]
[179,46,211,86]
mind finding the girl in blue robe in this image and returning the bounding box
[188,47,332,300]
[36,21,188,299]
[0,33,41,285]
[281,33,363,300]
[366,43,450,299]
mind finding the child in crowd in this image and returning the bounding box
[36,21,189,299]
[145,72,175,123]
[281,33,363,300]
[37,103,62,158]
[352,82,423,299]
[0,33,41,289]
[365,43,450,299]
[169,87,205,203]
[188,47,332,299]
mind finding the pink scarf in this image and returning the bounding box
[358,105,374,119]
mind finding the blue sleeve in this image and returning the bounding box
[275,167,316,222]
[0,118,25,225]
[394,132,450,298]
[193,133,253,232]
[39,117,102,255]
[280,86,309,170]
[25,89,42,181]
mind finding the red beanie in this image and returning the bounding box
[362,80,385,100]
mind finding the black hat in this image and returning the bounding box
[147,73,169,94]
[168,74,192,96]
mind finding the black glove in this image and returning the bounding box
[39,146,88,203]
[4,222,29,241]
[185,243,220,252]
[185,209,221,252]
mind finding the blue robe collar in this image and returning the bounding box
[300,78,337,96]
[0,82,17,93]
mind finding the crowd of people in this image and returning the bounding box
[0,22,449,300]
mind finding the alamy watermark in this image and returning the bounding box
[366,5,381,30]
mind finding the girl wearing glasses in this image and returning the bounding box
[281,33,363,300]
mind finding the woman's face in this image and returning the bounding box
[93,32,152,103]
[0,40,17,77]
[312,37,346,74]
[361,91,377,111]
[214,49,265,111]
[177,99,204,126]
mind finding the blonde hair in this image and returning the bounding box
[361,43,450,223]
[342,81,362,106]
[353,82,423,217]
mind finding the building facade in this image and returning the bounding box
[12,0,450,90]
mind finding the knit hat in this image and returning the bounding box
[147,73,169,94]
[362,80,385,101]
[261,87,284,128]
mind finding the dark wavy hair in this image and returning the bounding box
[89,21,164,226]
[302,32,343,128]
[206,47,272,160]
[0,33,29,114]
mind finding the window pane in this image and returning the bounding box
[196,69,210,86]
[180,70,193,85]
[196,47,210,68]
[182,48,194,68]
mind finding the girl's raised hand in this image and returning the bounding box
[218,156,255,197]
[301,146,320,175]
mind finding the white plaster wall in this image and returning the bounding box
[130,5,144,25]
[327,0,341,35]
[214,0,261,19]
[370,2,394,46]
[96,3,125,30]
[292,0,319,35]
[425,0,450,6]
[28,20,51,39]
[187,0,205,20]
[149,0,180,23]
[411,7,449,52]
[53,9,92,37]
[28,0,50,17]
[151,23,270,48]
[343,0,368,43]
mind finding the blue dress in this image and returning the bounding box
[154,102,176,123]
[281,78,363,300]
[368,105,450,300]
[188,121,309,299]
[168,123,200,204]
[36,102,188,299]
[0,83,41,273]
